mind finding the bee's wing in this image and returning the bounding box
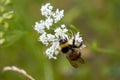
[66,54,85,68]
[66,56,79,68]
[72,51,85,64]
[78,57,85,64]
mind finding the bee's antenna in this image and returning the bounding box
[62,36,67,41]
[65,36,68,41]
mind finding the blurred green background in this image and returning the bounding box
[0,0,120,80]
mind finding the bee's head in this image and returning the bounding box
[59,38,68,45]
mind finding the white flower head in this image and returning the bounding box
[70,32,86,50]
[34,3,64,34]
[34,21,45,34]
[40,3,64,23]
[45,41,59,59]
[44,17,53,30]
[54,24,68,38]
[39,32,48,46]
[75,32,83,43]
[34,3,85,59]
[41,3,53,18]
[53,9,64,23]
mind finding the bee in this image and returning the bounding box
[59,36,85,68]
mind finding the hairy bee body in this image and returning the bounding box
[59,37,85,68]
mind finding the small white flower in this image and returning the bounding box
[75,32,83,43]
[46,41,59,59]
[34,17,53,33]
[39,32,48,46]
[39,32,56,46]
[46,34,56,42]
[54,24,68,38]
[41,3,53,18]
[44,17,53,30]
[53,9,64,23]
[53,42,60,55]
[61,24,65,28]
[34,21,45,34]
[46,48,57,59]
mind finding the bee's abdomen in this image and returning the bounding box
[70,52,81,60]
[61,47,70,53]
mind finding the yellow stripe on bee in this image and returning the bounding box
[60,42,70,49]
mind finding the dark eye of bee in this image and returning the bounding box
[59,39,68,44]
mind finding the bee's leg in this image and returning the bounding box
[72,35,76,46]
[65,36,68,41]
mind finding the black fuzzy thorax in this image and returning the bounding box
[61,45,72,53]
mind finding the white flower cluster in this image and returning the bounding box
[41,3,64,23]
[34,3,85,59]
[38,24,68,59]
[34,3,64,34]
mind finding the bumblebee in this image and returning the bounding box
[59,36,85,68]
